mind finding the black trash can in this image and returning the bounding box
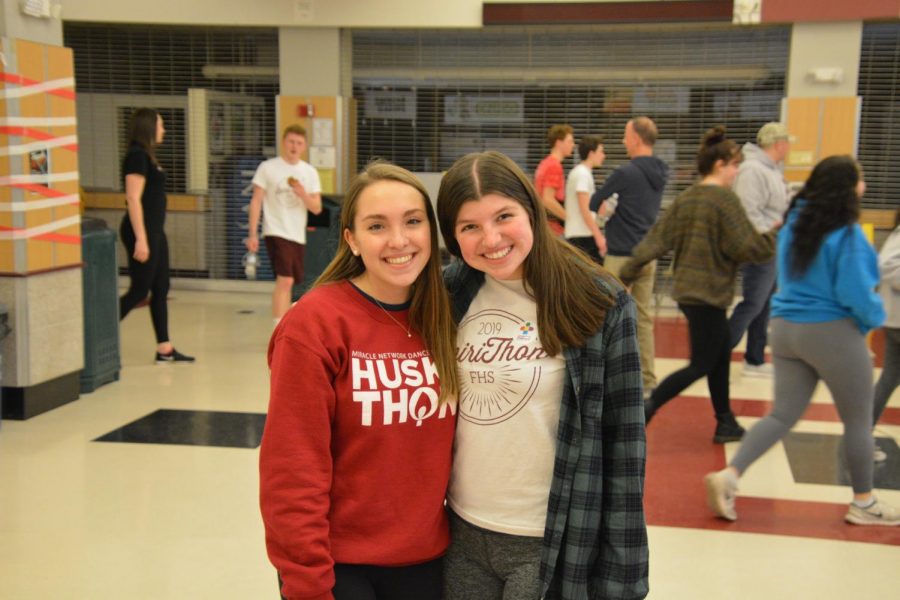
[0,302,10,428]
[80,217,121,393]
[297,195,343,298]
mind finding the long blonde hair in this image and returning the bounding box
[315,161,459,401]
[437,151,616,356]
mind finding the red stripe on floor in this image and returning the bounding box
[645,396,900,546]
[653,316,886,367]
[728,396,900,426]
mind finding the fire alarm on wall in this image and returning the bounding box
[21,0,51,18]
[807,68,844,84]
[297,104,315,117]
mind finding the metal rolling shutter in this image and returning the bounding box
[858,22,900,211]
[352,23,790,294]
[63,23,279,279]
[353,24,789,187]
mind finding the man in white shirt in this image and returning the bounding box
[564,135,606,263]
[246,125,323,321]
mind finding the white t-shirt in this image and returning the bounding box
[252,156,322,245]
[448,276,565,537]
[564,162,596,239]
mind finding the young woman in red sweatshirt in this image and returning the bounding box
[259,162,459,600]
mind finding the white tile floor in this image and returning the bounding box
[1,289,898,599]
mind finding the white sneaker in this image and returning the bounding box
[704,470,738,521]
[845,498,900,526]
[743,362,774,378]
[874,447,888,462]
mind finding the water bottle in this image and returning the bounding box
[243,251,258,280]
[596,193,619,227]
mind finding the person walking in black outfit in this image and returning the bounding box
[119,107,194,364]
[619,127,776,443]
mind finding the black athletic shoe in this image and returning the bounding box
[155,349,196,364]
[713,420,745,444]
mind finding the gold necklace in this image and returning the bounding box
[372,298,412,338]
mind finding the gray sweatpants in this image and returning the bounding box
[444,511,543,600]
[730,318,875,494]
[873,326,900,424]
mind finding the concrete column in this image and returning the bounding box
[276,27,354,193]
[278,28,343,96]
[787,21,862,98]
[0,0,63,46]
[1,1,83,419]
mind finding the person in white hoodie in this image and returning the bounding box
[872,210,900,461]
[727,122,792,377]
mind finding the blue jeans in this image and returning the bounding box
[728,260,777,365]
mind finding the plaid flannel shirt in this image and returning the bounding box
[445,263,649,600]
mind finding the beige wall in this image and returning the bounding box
[61,0,684,28]
[62,0,483,27]
[279,28,341,96]
[1,1,62,45]
[788,21,863,97]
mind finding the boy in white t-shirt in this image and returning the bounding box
[563,135,606,264]
[246,125,323,321]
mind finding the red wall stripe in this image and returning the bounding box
[8,183,70,198]
[0,72,76,100]
[483,1,733,25]
[762,0,900,22]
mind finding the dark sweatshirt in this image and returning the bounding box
[590,156,669,256]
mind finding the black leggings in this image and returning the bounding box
[119,223,170,344]
[279,559,443,600]
[649,303,732,418]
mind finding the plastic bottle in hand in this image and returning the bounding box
[596,193,619,227]
[243,251,258,280]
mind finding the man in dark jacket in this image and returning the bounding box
[591,116,669,397]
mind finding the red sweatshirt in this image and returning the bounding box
[259,281,456,600]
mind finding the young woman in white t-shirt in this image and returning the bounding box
[436,151,649,600]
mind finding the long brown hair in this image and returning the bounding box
[128,107,160,166]
[436,151,616,356]
[315,161,458,401]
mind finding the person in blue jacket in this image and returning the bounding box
[704,155,899,526]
